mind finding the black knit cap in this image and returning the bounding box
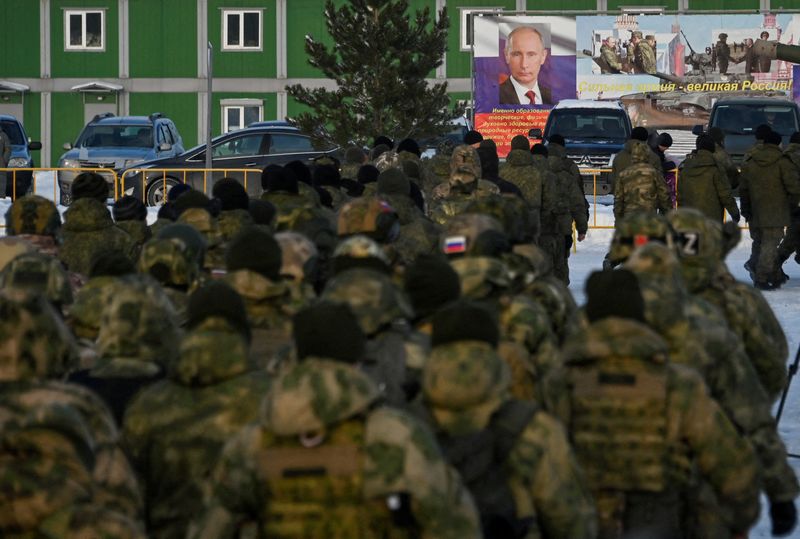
[112,195,147,222]
[261,164,299,194]
[72,172,109,202]
[631,127,650,141]
[709,127,725,146]
[585,269,646,323]
[373,135,394,149]
[548,134,566,146]
[225,226,282,280]
[755,124,772,141]
[397,138,421,157]
[432,300,500,348]
[765,131,783,146]
[377,167,410,196]
[173,189,211,216]
[293,301,366,363]
[531,143,548,156]
[464,130,484,145]
[187,281,251,341]
[284,160,313,185]
[344,146,366,164]
[212,178,249,211]
[358,164,380,184]
[167,183,192,203]
[248,198,276,226]
[791,132,800,144]
[510,135,530,151]
[404,255,461,320]
[313,164,341,187]
[696,134,716,153]
[476,145,499,178]
[657,132,673,148]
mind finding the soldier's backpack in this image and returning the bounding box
[435,399,539,539]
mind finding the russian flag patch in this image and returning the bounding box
[444,235,467,254]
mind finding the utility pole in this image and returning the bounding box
[205,41,213,193]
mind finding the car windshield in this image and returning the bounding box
[76,125,153,148]
[0,120,25,145]
[548,110,630,141]
[714,104,798,136]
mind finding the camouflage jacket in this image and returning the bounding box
[613,144,671,220]
[424,153,451,194]
[677,149,740,221]
[122,325,270,539]
[380,194,441,264]
[115,220,152,258]
[740,144,800,227]
[610,139,662,192]
[429,183,501,225]
[499,149,543,209]
[59,199,137,276]
[714,143,740,189]
[544,155,588,235]
[419,341,597,539]
[216,209,254,243]
[637,41,657,74]
[600,43,623,71]
[187,358,482,539]
[559,318,760,535]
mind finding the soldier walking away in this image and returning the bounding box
[740,131,800,289]
[677,134,740,222]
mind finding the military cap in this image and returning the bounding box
[631,30,643,39]
[293,301,366,363]
[510,135,530,152]
[1,251,73,308]
[5,194,62,237]
[645,34,655,40]
[719,33,728,39]
[337,197,400,243]
[275,231,319,283]
[226,227,283,281]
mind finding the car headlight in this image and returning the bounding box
[60,159,80,168]
[8,157,28,168]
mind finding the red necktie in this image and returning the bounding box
[525,90,536,104]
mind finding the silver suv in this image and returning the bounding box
[57,112,184,205]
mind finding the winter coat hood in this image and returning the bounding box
[260,357,379,435]
[170,326,250,387]
[63,199,115,233]
[748,144,784,167]
[505,149,534,167]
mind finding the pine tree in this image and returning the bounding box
[286,0,459,148]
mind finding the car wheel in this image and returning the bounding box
[146,177,181,206]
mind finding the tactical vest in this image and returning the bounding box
[258,419,413,539]
[435,400,538,539]
[569,358,670,493]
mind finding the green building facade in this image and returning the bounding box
[0,0,788,165]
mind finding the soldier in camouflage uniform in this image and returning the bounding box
[212,178,255,244]
[624,242,799,537]
[668,208,789,402]
[322,246,425,406]
[604,210,674,271]
[429,144,501,225]
[0,289,143,521]
[5,194,63,258]
[610,127,663,193]
[709,127,740,189]
[442,214,561,403]
[0,251,73,312]
[187,301,482,539]
[341,146,367,181]
[740,130,800,288]
[59,175,136,277]
[123,281,270,539]
[172,189,226,273]
[556,269,760,539]
[275,230,321,296]
[638,34,657,74]
[542,142,588,284]
[68,281,181,425]
[337,195,403,266]
[499,135,543,237]
[613,141,671,222]
[777,131,800,269]
[677,135,740,222]
[414,300,597,538]
[0,235,33,270]
[600,36,624,73]
[424,138,456,194]
[112,195,152,259]
[224,227,308,371]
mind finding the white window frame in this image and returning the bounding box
[459,7,503,52]
[64,9,106,51]
[222,9,263,51]
[221,99,264,133]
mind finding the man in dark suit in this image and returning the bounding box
[499,26,552,105]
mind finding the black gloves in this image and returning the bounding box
[770,500,797,536]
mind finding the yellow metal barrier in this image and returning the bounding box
[0,167,120,203]
[119,168,261,204]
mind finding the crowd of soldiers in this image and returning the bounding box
[599,31,656,74]
[0,123,797,539]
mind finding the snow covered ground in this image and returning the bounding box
[3,173,800,536]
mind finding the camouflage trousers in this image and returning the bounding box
[777,209,800,263]
[540,233,569,285]
[749,226,784,284]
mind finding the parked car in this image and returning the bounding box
[530,99,632,195]
[0,114,42,197]
[693,96,800,165]
[57,112,185,205]
[121,123,339,206]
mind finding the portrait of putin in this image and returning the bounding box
[499,26,552,105]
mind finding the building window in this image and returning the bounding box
[222,101,263,132]
[223,10,262,50]
[65,9,105,50]
[459,7,503,51]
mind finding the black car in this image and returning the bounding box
[121,123,339,205]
